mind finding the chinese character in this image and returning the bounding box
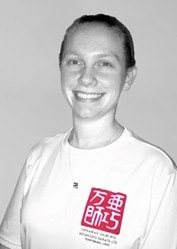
[81,188,127,234]
[107,194,125,212]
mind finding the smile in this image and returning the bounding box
[74,91,104,101]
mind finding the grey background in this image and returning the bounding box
[0,0,177,222]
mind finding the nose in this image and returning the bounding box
[79,66,97,87]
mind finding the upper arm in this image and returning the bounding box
[0,244,10,249]
[139,169,177,249]
[0,165,26,249]
[0,138,49,249]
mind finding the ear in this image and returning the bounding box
[123,66,137,91]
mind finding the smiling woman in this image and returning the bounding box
[60,22,136,129]
[0,14,176,249]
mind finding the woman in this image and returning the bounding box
[0,14,176,249]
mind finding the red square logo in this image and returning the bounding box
[81,188,127,234]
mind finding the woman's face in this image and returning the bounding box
[60,23,133,120]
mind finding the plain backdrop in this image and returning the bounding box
[0,0,177,222]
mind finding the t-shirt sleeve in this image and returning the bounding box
[0,136,56,249]
[139,159,177,249]
[0,137,49,249]
[0,161,28,249]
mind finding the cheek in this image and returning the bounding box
[61,70,69,83]
[100,72,122,89]
[60,77,70,100]
[61,69,80,86]
[60,71,71,90]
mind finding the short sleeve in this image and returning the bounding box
[139,159,177,249]
[0,137,51,249]
[0,162,27,249]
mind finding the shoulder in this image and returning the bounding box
[31,133,64,152]
[25,132,68,175]
[125,128,176,174]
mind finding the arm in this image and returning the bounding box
[0,244,10,249]
[0,139,44,249]
[0,165,26,249]
[140,168,177,249]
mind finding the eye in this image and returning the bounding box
[97,61,113,68]
[102,61,111,67]
[67,59,82,65]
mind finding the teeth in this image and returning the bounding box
[76,92,102,99]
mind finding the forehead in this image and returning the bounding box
[64,23,125,58]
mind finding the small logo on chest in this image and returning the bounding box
[81,187,127,234]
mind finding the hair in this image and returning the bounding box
[59,14,136,69]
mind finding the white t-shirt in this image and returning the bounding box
[0,128,177,249]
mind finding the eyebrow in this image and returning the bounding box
[95,53,120,61]
[64,51,121,63]
[94,52,121,64]
[64,51,77,56]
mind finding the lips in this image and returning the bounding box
[74,91,105,101]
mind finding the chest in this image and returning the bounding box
[21,150,152,249]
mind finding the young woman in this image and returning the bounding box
[0,14,176,249]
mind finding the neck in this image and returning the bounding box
[69,116,124,149]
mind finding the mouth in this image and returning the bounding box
[73,91,105,101]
